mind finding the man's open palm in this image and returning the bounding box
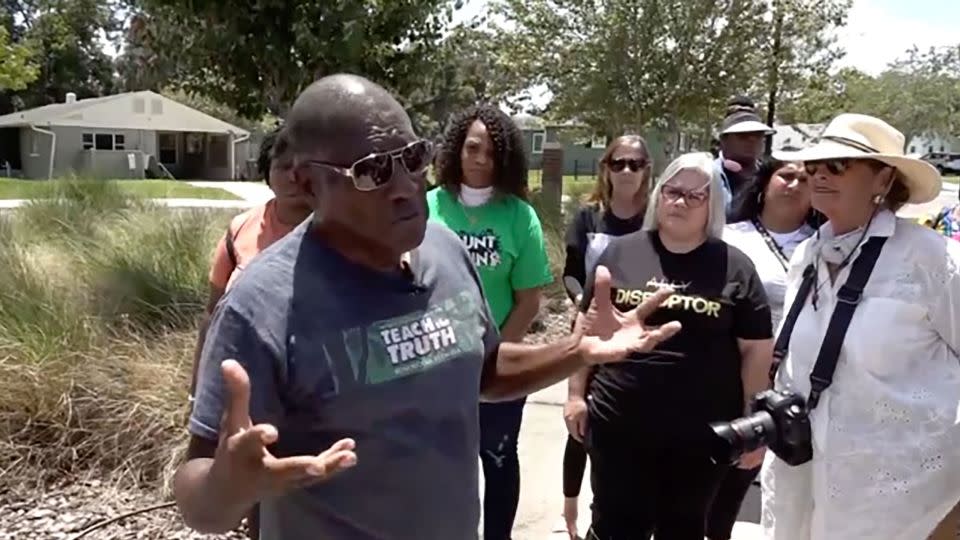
[212,360,357,500]
[576,266,682,364]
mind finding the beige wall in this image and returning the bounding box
[18,125,246,180]
[78,150,146,179]
[19,127,52,179]
[21,126,150,179]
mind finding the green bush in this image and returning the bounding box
[0,182,233,489]
[16,178,151,243]
[88,209,225,332]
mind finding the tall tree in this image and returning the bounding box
[0,26,39,91]
[781,45,960,143]
[402,23,531,138]
[0,0,121,112]
[491,0,771,137]
[126,0,466,119]
[756,0,851,149]
[876,45,960,141]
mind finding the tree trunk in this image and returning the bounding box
[765,4,785,156]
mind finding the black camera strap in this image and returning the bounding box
[769,235,887,410]
[752,218,791,272]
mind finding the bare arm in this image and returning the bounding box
[189,285,226,398]
[174,436,254,534]
[480,336,584,402]
[567,366,591,401]
[738,337,774,412]
[498,287,542,343]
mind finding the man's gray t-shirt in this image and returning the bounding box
[190,220,500,540]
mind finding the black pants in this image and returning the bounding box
[585,423,727,540]
[563,434,589,497]
[705,465,760,540]
[479,398,525,540]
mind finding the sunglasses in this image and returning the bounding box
[804,159,850,177]
[305,139,434,191]
[661,184,710,207]
[608,158,648,173]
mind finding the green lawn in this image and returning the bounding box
[945,176,959,185]
[0,178,241,200]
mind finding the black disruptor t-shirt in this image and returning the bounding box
[582,231,773,446]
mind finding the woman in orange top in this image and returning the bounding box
[187,126,312,539]
[190,126,311,394]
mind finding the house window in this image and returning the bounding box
[83,132,126,151]
[209,136,228,167]
[909,146,916,153]
[532,132,545,154]
[133,98,145,114]
[158,133,177,164]
[30,133,40,155]
[151,99,163,115]
[95,134,114,150]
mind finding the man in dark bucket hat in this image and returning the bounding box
[715,98,776,217]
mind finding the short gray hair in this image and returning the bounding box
[642,152,727,238]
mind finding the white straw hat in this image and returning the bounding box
[774,113,942,204]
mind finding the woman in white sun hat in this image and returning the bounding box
[759,113,960,540]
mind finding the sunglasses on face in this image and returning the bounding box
[305,139,434,191]
[608,158,648,173]
[661,184,709,207]
[804,159,850,177]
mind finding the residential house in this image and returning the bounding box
[907,133,959,156]
[0,91,251,180]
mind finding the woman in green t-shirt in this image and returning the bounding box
[427,104,554,540]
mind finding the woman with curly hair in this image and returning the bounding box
[428,104,554,540]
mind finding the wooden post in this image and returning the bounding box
[541,142,564,223]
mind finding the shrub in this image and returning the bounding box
[0,182,233,491]
[16,178,151,243]
[88,209,228,333]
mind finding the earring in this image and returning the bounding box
[756,191,763,205]
[872,194,884,205]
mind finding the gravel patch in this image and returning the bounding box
[0,480,247,540]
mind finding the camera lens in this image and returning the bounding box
[708,411,776,465]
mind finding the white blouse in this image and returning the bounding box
[760,209,960,540]
[723,221,815,329]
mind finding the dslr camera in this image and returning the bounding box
[709,389,812,467]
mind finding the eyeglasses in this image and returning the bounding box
[608,158,648,173]
[304,139,434,191]
[661,184,710,207]
[804,159,850,177]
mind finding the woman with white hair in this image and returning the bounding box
[760,113,960,540]
[570,152,774,539]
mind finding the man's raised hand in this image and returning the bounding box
[210,360,357,501]
[576,266,682,365]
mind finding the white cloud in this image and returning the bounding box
[837,0,958,74]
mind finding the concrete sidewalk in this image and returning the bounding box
[506,389,765,540]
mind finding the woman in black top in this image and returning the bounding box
[569,152,774,540]
[559,135,652,539]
